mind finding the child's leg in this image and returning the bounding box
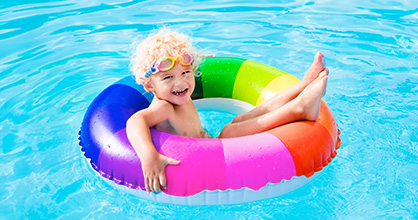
[219,70,328,138]
[233,52,326,123]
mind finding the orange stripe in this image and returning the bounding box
[316,101,339,142]
[267,111,337,177]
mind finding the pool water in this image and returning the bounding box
[199,109,236,138]
[1,0,418,219]
[195,98,255,138]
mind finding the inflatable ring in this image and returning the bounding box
[79,57,341,205]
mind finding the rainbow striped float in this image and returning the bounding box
[79,57,341,205]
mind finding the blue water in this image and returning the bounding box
[1,0,418,219]
[198,110,236,138]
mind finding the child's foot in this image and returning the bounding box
[302,52,325,85]
[298,69,329,120]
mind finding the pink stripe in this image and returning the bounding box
[222,132,296,190]
[159,135,226,196]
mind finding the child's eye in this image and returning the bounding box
[182,71,190,75]
[163,75,172,80]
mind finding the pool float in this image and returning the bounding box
[79,57,341,205]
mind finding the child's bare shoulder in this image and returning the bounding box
[148,98,175,116]
[128,98,175,127]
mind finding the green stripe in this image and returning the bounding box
[197,57,245,98]
[192,69,203,100]
[233,60,287,105]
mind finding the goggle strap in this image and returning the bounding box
[145,65,156,78]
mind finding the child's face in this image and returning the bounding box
[146,63,195,105]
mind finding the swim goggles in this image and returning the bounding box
[145,52,194,78]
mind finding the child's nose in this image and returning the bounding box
[173,74,186,85]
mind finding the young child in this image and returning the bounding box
[127,28,329,193]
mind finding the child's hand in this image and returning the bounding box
[142,153,180,193]
[200,54,215,58]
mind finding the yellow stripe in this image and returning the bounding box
[256,74,300,106]
[232,60,287,106]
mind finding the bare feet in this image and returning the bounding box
[298,68,329,121]
[302,52,325,85]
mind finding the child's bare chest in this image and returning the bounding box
[155,102,205,138]
[171,105,204,138]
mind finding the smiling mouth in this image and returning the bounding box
[172,88,188,96]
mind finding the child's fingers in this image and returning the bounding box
[159,175,167,189]
[145,177,151,193]
[201,54,215,58]
[164,156,180,165]
[152,178,161,193]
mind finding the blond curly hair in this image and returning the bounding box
[130,28,200,85]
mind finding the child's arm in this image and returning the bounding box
[126,100,180,193]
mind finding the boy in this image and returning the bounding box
[127,29,328,193]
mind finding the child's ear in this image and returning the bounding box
[141,77,155,93]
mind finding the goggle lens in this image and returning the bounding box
[158,59,174,71]
[179,53,193,65]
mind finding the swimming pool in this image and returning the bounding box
[1,0,417,218]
